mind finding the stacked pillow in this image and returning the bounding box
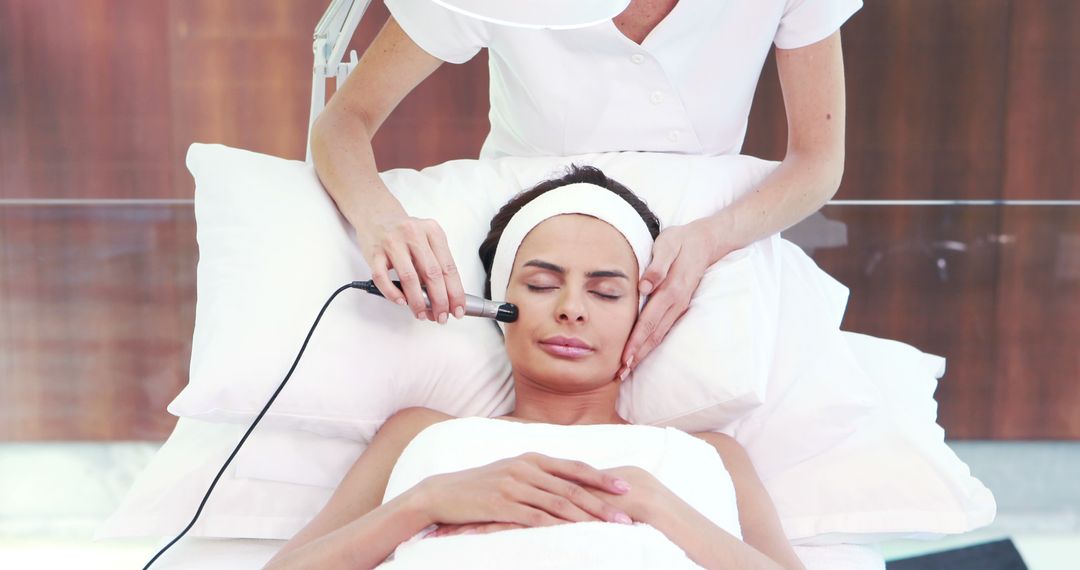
[167,144,781,438]
[99,144,994,544]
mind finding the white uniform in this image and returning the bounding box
[385,0,862,159]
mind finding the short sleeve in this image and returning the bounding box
[384,0,491,64]
[773,0,862,50]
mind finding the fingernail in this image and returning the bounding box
[626,355,634,368]
[612,479,631,493]
[618,368,629,381]
[614,513,632,525]
[416,311,426,321]
[640,281,653,295]
[454,306,465,319]
[396,299,407,307]
[438,312,448,324]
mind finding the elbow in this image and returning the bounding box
[823,157,843,202]
[309,105,374,164]
[784,145,845,203]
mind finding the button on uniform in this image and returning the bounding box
[631,54,646,64]
[650,91,665,105]
[667,130,680,142]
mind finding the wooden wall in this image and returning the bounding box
[1,0,1076,440]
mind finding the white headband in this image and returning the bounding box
[489,183,655,332]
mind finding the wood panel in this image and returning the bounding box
[808,205,1004,439]
[990,0,1080,438]
[745,0,1013,201]
[1,0,1077,440]
[0,205,194,440]
[0,0,174,199]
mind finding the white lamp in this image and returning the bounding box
[307,0,630,161]
[433,0,630,29]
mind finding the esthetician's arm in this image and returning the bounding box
[310,17,467,325]
[622,30,848,373]
[708,30,848,259]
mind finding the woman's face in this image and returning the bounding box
[503,214,639,392]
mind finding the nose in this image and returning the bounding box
[556,288,587,323]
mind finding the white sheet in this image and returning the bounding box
[144,536,885,569]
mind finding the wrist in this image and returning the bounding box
[699,211,738,264]
[401,481,438,528]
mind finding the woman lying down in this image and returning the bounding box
[263,166,804,570]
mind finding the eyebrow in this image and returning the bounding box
[522,259,630,280]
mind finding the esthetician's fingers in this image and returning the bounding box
[636,249,701,363]
[426,224,466,320]
[384,240,430,320]
[407,222,451,324]
[633,294,687,367]
[369,252,406,307]
[622,239,679,366]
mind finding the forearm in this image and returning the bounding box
[310,110,406,237]
[704,151,843,263]
[649,500,787,570]
[263,490,432,570]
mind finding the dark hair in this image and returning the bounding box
[478,164,661,299]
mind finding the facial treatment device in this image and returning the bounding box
[351,280,519,323]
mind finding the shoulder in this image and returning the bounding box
[376,406,456,446]
[691,431,740,453]
[691,431,755,473]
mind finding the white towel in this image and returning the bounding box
[378,417,741,568]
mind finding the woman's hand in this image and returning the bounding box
[413,452,636,529]
[620,218,724,376]
[425,465,663,539]
[358,212,467,324]
[583,465,667,524]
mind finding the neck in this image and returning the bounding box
[505,371,629,425]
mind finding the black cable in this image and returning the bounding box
[143,283,357,569]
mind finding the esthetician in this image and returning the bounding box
[310,0,862,375]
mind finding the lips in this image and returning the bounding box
[539,336,595,359]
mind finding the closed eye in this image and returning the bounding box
[528,285,621,301]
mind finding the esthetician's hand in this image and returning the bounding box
[414,452,636,529]
[358,212,466,324]
[620,219,720,376]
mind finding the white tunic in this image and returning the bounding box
[385,0,862,158]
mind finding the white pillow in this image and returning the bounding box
[94,418,338,540]
[167,144,780,439]
[776,332,996,545]
[124,330,991,544]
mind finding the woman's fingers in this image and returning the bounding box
[509,482,599,523]
[528,471,633,524]
[528,454,631,495]
[430,522,528,538]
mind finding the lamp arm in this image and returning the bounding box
[308,0,370,162]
